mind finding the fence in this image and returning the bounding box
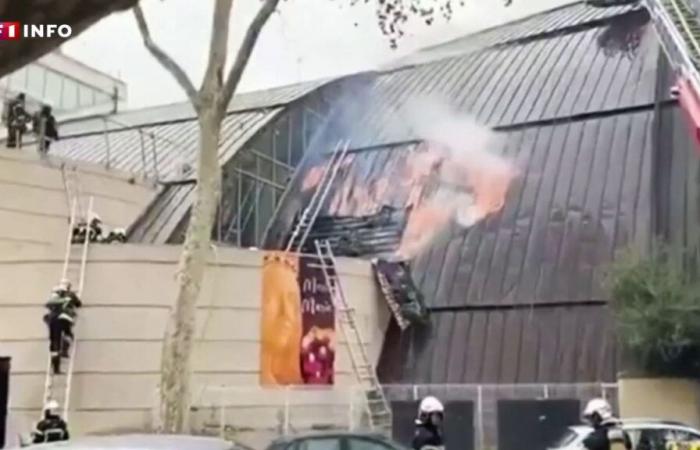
[178,383,618,449]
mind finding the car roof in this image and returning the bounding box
[271,431,393,444]
[15,434,235,450]
[569,420,700,433]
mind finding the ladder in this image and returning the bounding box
[644,0,700,94]
[41,195,93,422]
[60,165,85,222]
[285,140,350,253]
[314,239,393,434]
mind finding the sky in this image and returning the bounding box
[63,0,575,109]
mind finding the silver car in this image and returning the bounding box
[550,419,700,450]
[10,434,243,450]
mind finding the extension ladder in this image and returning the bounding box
[285,140,350,253]
[645,0,700,93]
[41,195,94,422]
[314,239,393,434]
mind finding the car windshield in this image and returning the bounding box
[551,428,583,449]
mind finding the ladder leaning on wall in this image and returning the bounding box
[314,239,393,435]
[285,140,350,253]
[41,192,94,423]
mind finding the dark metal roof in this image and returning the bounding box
[265,5,666,383]
[49,79,329,181]
[312,6,656,150]
[127,182,195,244]
[51,109,279,181]
[379,303,616,383]
[390,1,637,68]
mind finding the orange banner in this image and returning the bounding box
[260,251,303,385]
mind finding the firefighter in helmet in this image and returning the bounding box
[413,396,445,450]
[582,398,631,450]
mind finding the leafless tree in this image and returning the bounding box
[134,0,279,432]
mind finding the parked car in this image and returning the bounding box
[266,432,409,450]
[11,434,245,450]
[550,419,700,450]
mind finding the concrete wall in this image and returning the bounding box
[619,377,700,427]
[0,146,157,251]
[0,245,390,439]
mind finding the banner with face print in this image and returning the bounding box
[298,256,336,385]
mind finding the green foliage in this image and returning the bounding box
[608,247,700,377]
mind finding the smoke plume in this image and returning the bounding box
[395,95,516,259]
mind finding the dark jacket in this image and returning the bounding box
[34,111,58,139]
[33,412,69,443]
[412,422,444,450]
[583,421,632,450]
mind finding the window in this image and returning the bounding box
[79,84,95,107]
[61,79,78,110]
[668,429,700,443]
[297,438,342,450]
[346,437,396,450]
[637,429,672,450]
[44,70,63,108]
[26,65,46,98]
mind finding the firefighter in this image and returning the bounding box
[33,104,58,153]
[103,227,127,244]
[413,396,445,450]
[44,280,82,374]
[88,214,104,243]
[31,400,69,444]
[3,93,29,148]
[581,398,632,450]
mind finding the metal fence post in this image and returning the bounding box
[412,384,418,401]
[102,117,111,169]
[348,386,355,431]
[477,385,484,450]
[138,129,148,179]
[218,395,226,439]
[283,386,290,436]
[543,384,549,399]
[150,134,160,182]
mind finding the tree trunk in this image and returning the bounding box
[159,108,222,433]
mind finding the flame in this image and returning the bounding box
[396,203,452,259]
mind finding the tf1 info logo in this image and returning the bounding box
[0,22,73,40]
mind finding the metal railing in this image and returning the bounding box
[172,382,618,448]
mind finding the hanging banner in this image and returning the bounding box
[260,251,303,385]
[298,256,336,385]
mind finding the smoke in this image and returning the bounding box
[395,94,516,258]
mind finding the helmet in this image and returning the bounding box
[44,399,59,411]
[583,398,613,422]
[59,279,71,290]
[90,214,102,224]
[418,396,444,415]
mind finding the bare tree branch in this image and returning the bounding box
[202,0,234,95]
[220,0,280,114]
[133,5,199,107]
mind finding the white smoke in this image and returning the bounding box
[398,94,516,228]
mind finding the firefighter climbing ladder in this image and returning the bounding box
[285,140,350,253]
[314,239,393,434]
[41,194,94,422]
[644,0,700,94]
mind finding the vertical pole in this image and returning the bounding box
[412,384,418,401]
[102,118,111,170]
[283,386,290,436]
[237,173,242,247]
[138,130,148,179]
[218,395,226,439]
[150,134,160,182]
[543,384,549,399]
[477,385,485,450]
[348,387,355,431]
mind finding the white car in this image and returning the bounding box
[550,419,700,450]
